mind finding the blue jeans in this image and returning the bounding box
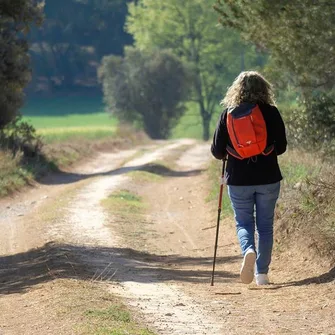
[227,182,280,274]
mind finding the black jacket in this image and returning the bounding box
[211,103,287,186]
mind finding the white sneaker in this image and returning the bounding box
[240,249,256,284]
[255,273,270,285]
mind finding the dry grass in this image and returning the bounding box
[276,162,335,265]
[272,151,335,268]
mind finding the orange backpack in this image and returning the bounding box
[226,103,274,160]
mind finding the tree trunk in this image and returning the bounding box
[199,102,211,141]
[202,117,210,141]
[192,56,213,141]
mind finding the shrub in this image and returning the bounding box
[0,115,43,157]
[99,47,190,139]
[283,92,335,160]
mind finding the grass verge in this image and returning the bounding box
[275,152,335,263]
[278,149,321,187]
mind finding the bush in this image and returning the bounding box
[283,92,335,160]
[307,92,335,144]
[0,151,33,196]
[0,115,43,157]
[99,47,190,139]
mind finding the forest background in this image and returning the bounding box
[0,0,334,194]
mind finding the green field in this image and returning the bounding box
[24,113,118,143]
[21,96,118,143]
[20,96,222,142]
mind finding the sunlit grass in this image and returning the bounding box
[278,150,321,187]
[84,304,156,335]
[171,102,221,140]
[21,96,118,143]
[22,113,118,143]
[37,126,117,143]
[102,190,146,214]
[24,113,117,129]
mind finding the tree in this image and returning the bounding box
[0,0,43,128]
[127,0,266,140]
[28,0,133,93]
[99,47,189,139]
[214,1,335,92]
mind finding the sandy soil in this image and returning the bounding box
[0,139,334,335]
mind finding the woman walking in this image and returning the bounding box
[211,71,287,285]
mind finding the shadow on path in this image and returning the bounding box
[40,163,204,186]
[276,266,335,287]
[0,242,239,295]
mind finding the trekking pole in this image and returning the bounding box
[211,158,227,286]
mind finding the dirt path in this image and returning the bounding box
[0,140,334,335]
[136,146,335,335]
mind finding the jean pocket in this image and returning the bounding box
[265,182,280,195]
[228,186,250,200]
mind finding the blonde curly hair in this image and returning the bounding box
[222,71,276,108]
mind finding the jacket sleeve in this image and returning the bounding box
[211,110,229,160]
[272,107,287,155]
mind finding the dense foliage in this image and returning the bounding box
[99,48,189,139]
[28,0,132,93]
[214,0,334,91]
[0,115,42,157]
[127,0,266,140]
[0,0,43,128]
